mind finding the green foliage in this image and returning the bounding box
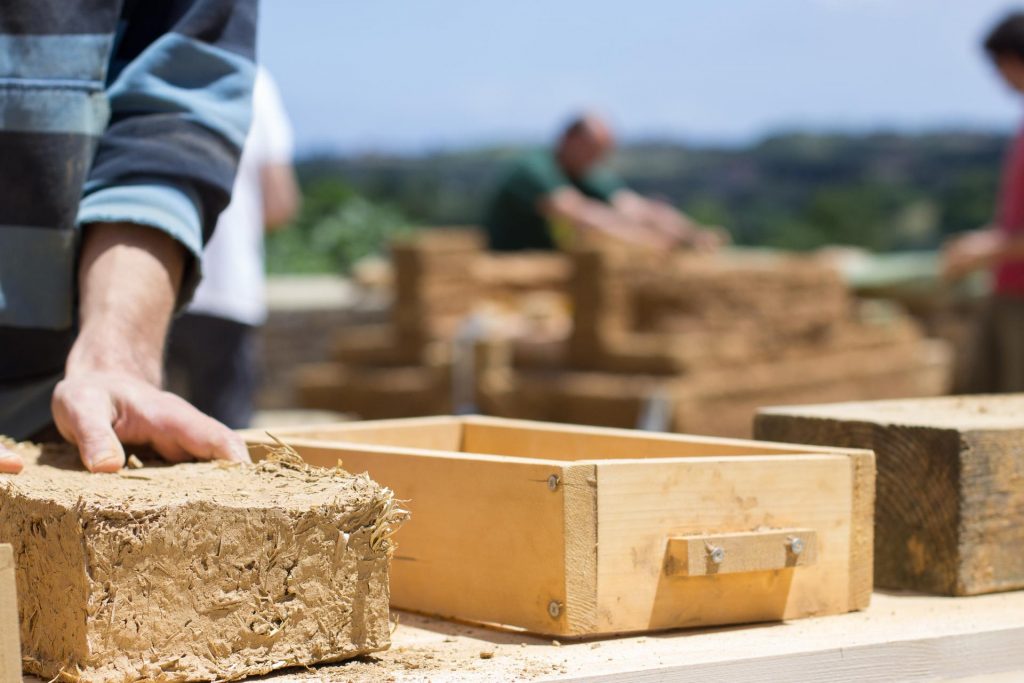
[265,179,412,274]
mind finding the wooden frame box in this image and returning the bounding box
[246,416,874,637]
[756,395,1024,595]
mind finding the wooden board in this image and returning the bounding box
[67,590,1020,682]
[460,415,836,460]
[1,544,22,683]
[664,528,818,577]
[756,395,1024,596]
[592,455,853,632]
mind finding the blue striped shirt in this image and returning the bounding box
[0,0,257,438]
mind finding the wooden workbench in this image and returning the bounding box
[20,590,1024,682]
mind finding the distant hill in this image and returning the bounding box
[296,131,1007,252]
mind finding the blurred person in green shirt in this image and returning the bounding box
[483,114,724,252]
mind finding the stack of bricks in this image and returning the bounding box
[296,229,569,420]
[294,232,951,436]
[483,247,951,437]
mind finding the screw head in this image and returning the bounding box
[547,474,560,491]
[788,537,805,556]
[707,545,725,564]
[548,600,562,619]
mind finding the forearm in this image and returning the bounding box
[995,232,1024,260]
[613,191,695,237]
[572,203,669,248]
[68,222,184,384]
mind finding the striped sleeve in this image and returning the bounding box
[78,0,258,304]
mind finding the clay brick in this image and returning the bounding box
[0,442,404,682]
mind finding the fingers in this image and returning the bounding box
[52,381,126,473]
[53,375,250,471]
[0,443,24,474]
[148,394,250,465]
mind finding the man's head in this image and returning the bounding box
[985,13,1024,93]
[555,114,616,178]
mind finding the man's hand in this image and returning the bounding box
[51,372,248,472]
[941,228,1002,282]
[0,221,249,475]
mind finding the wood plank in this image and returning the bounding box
[243,416,464,452]
[847,448,876,610]
[755,396,1024,595]
[461,415,867,461]
[248,439,575,635]
[152,590,1024,682]
[593,455,855,632]
[568,628,1024,683]
[561,463,598,634]
[0,544,21,683]
[665,528,817,577]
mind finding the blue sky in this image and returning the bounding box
[259,0,1024,153]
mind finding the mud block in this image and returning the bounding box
[0,441,404,682]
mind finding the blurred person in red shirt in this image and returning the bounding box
[944,12,1024,392]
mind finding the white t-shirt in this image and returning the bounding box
[187,67,295,326]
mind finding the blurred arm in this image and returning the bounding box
[261,162,301,230]
[942,225,1024,281]
[612,190,727,251]
[540,187,675,249]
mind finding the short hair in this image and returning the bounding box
[561,115,591,140]
[984,13,1024,62]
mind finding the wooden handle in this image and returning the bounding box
[664,528,817,577]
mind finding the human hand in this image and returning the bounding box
[3,220,251,475]
[691,226,731,252]
[941,229,1001,282]
[50,370,250,472]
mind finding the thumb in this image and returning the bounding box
[52,385,126,473]
[0,443,23,474]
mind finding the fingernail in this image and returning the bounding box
[90,450,122,472]
[0,447,23,474]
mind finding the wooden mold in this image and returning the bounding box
[246,416,875,637]
[756,395,1024,595]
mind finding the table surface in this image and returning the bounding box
[22,590,1024,683]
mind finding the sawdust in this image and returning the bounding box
[0,439,407,683]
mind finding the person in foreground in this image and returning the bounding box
[943,12,1024,392]
[0,0,258,473]
[483,113,726,252]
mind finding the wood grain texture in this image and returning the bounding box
[593,455,854,633]
[957,429,1024,594]
[756,396,1024,596]
[0,544,21,683]
[244,416,463,452]
[561,464,598,635]
[250,437,574,635]
[847,448,876,610]
[665,528,817,577]
[160,589,1024,682]
[564,628,1024,683]
[460,415,847,460]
